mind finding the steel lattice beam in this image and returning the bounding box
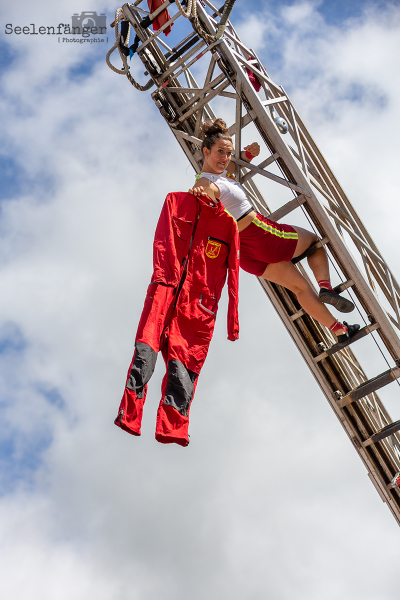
[109,1,400,524]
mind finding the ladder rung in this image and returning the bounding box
[338,366,400,407]
[334,279,354,293]
[268,195,307,223]
[363,419,400,446]
[314,323,380,362]
[290,308,305,321]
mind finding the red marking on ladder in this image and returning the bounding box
[162,81,169,88]
[196,52,204,60]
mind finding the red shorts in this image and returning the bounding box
[239,213,298,276]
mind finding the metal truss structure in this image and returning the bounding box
[107,0,400,524]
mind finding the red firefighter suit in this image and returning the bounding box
[114,191,240,446]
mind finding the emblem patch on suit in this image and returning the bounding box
[205,240,221,258]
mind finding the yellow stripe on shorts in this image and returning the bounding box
[253,216,298,240]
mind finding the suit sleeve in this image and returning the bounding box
[152,193,180,285]
[227,224,240,341]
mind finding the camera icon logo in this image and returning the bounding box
[71,11,107,35]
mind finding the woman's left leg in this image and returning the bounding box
[290,225,354,313]
[291,226,330,282]
[262,259,344,330]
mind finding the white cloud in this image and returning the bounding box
[0,1,400,599]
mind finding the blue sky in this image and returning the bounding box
[0,1,400,598]
[237,0,390,24]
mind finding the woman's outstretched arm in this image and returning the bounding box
[226,142,261,176]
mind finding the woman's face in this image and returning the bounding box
[203,138,233,173]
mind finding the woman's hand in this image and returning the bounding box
[188,185,208,197]
[244,142,260,159]
[188,185,218,205]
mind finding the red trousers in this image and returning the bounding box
[115,281,216,447]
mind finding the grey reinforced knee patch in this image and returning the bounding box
[163,360,198,417]
[126,342,157,399]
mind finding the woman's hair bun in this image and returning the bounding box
[200,117,232,157]
[200,118,229,139]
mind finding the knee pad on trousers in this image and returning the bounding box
[155,360,198,446]
[115,341,158,435]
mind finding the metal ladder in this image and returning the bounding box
[107,0,400,524]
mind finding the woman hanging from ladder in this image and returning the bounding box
[189,118,360,345]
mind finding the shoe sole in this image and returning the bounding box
[319,293,354,313]
[337,327,361,347]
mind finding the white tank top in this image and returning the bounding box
[196,170,254,221]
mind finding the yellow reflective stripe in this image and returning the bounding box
[252,216,298,240]
[223,207,238,227]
